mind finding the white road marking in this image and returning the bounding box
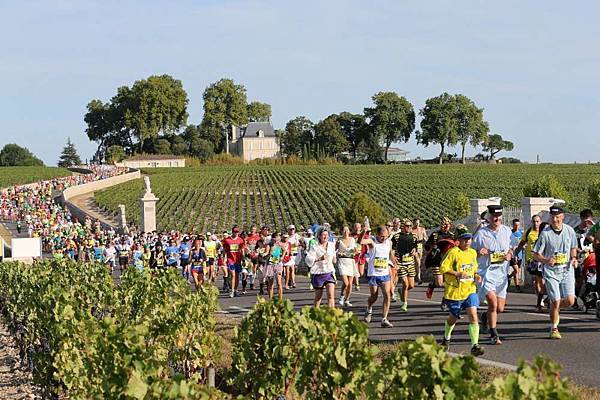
[448,352,518,371]
[228,306,252,313]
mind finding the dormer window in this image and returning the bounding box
[257,129,263,138]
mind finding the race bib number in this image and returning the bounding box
[374,257,388,270]
[417,242,423,251]
[230,244,239,252]
[554,253,568,265]
[291,246,299,256]
[401,254,412,263]
[459,263,474,282]
[490,252,505,264]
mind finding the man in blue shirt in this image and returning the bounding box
[533,206,578,340]
[509,219,524,292]
[179,236,191,280]
[472,204,513,345]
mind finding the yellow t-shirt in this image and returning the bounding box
[524,230,539,262]
[440,246,478,301]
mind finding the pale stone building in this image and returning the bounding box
[226,122,280,162]
[118,155,186,168]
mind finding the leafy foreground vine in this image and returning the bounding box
[230,298,575,400]
[0,260,225,399]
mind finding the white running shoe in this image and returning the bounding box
[364,308,372,323]
[229,290,234,298]
[339,297,346,306]
[345,300,353,307]
[381,318,393,328]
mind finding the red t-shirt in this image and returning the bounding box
[223,236,245,265]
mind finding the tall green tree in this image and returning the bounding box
[314,114,349,157]
[482,133,514,160]
[0,144,44,166]
[338,112,368,159]
[105,145,125,164]
[200,78,248,152]
[247,101,272,122]
[364,92,415,162]
[417,92,459,165]
[84,74,188,156]
[57,138,82,167]
[453,94,489,164]
[279,116,314,157]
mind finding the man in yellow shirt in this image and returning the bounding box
[439,228,485,356]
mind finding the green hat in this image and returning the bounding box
[455,224,472,240]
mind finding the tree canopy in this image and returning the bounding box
[0,144,44,166]
[364,92,415,162]
[84,74,188,157]
[482,133,514,160]
[314,114,348,157]
[453,94,489,164]
[417,92,459,164]
[279,116,314,157]
[247,101,272,122]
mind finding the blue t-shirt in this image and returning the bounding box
[166,245,179,264]
[179,242,191,260]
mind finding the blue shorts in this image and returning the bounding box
[444,293,479,319]
[228,263,242,273]
[368,274,391,287]
[191,264,203,272]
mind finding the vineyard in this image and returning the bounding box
[94,164,600,232]
[0,166,71,187]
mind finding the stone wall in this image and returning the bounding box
[59,169,141,229]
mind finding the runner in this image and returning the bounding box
[509,219,523,292]
[132,242,144,271]
[116,239,130,272]
[363,225,396,328]
[533,205,578,339]
[439,227,485,356]
[472,204,513,345]
[306,225,337,308]
[256,238,270,295]
[425,217,455,311]
[150,242,167,271]
[352,222,365,291]
[165,239,180,269]
[395,219,417,312]
[412,218,428,285]
[179,236,192,281]
[245,226,261,290]
[222,226,245,298]
[104,241,116,273]
[204,233,220,284]
[516,215,546,312]
[285,224,300,289]
[389,218,402,302]
[265,233,286,300]
[336,225,357,307]
[190,244,207,288]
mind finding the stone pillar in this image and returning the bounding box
[140,177,159,233]
[468,198,501,230]
[521,197,554,229]
[118,204,127,232]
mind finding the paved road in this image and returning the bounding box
[218,275,600,387]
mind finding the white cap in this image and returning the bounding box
[287,224,295,230]
[206,231,212,236]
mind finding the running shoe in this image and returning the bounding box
[241,290,247,295]
[426,286,434,299]
[440,301,448,312]
[417,280,423,286]
[355,285,360,292]
[381,318,394,328]
[229,290,234,298]
[292,283,296,288]
[285,286,291,290]
[490,335,502,345]
[364,309,372,323]
[391,294,398,303]
[309,283,314,290]
[400,303,408,312]
[535,305,544,313]
[440,338,450,351]
[480,312,488,334]
[344,300,353,307]
[339,297,346,307]
[549,328,562,340]
[471,344,485,356]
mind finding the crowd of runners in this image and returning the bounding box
[2,168,600,358]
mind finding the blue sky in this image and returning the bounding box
[1,0,598,165]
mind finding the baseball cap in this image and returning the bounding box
[487,204,503,216]
[455,224,473,240]
[549,205,564,215]
[287,224,295,230]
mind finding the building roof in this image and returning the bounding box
[242,122,275,138]
[387,147,409,155]
[126,154,185,161]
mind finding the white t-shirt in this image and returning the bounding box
[306,241,336,275]
[366,237,391,277]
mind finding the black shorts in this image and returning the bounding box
[526,260,543,277]
[119,256,128,266]
[180,258,190,267]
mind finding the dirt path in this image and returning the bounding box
[0,322,40,399]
